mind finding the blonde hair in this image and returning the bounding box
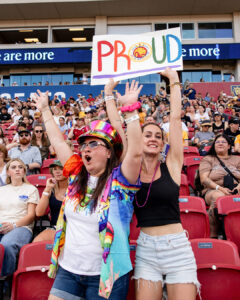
[6,158,28,184]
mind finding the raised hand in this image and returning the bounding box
[160,67,179,82]
[33,90,49,112]
[116,80,143,106]
[104,79,119,96]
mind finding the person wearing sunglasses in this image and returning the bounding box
[8,129,42,175]
[31,125,55,161]
[199,134,240,238]
[34,80,143,300]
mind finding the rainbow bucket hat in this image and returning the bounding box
[78,120,123,159]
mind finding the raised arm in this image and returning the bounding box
[33,90,73,165]
[104,79,127,160]
[118,81,143,184]
[164,68,183,185]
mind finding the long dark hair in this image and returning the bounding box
[207,133,232,156]
[71,141,119,211]
[31,125,49,147]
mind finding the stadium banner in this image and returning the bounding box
[91,28,183,85]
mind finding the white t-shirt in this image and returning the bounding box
[0,183,39,232]
[59,176,103,275]
[194,112,210,123]
[162,121,188,133]
[0,164,7,186]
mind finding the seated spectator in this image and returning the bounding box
[0,145,10,186]
[212,112,226,135]
[186,105,196,124]
[181,109,192,127]
[33,160,68,242]
[193,120,215,153]
[194,104,210,128]
[224,117,240,147]
[217,105,229,122]
[68,117,87,141]
[0,128,8,146]
[234,134,240,154]
[199,134,240,238]
[12,122,27,143]
[183,83,196,100]
[58,117,68,135]
[0,107,11,123]
[0,158,39,277]
[8,129,42,175]
[22,115,33,131]
[31,125,55,160]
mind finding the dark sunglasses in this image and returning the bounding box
[80,141,107,152]
[35,130,43,133]
[19,133,30,137]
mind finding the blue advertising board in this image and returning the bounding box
[0,84,156,100]
[0,43,240,65]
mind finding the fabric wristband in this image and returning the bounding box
[43,191,50,196]
[104,95,115,102]
[121,102,141,113]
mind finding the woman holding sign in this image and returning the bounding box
[33,81,142,300]
[106,68,200,300]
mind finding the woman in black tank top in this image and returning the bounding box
[106,68,199,300]
[33,160,68,242]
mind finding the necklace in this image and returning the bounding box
[135,161,160,208]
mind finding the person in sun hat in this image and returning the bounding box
[193,120,215,148]
[33,159,68,243]
[34,79,143,300]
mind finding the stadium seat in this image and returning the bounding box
[192,238,240,300]
[191,238,240,266]
[196,264,240,300]
[179,196,210,239]
[11,241,54,300]
[40,158,56,174]
[27,174,52,197]
[217,195,240,253]
[187,127,195,140]
[183,146,199,157]
[130,213,140,244]
[179,174,190,196]
[183,156,203,189]
[0,244,4,275]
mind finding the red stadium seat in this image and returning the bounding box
[179,196,210,239]
[0,244,4,275]
[187,127,195,140]
[40,158,56,174]
[191,239,240,266]
[183,146,199,157]
[130,214,140,244]
[179,174,190,196]
[183,156,203,189]
[27,174,52,197]
[11,241,54,300]
[217,195,240,253]
[196,264,240,300]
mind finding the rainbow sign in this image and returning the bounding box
[91,27,183,85]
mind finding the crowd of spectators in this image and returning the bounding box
[0,80,240,296]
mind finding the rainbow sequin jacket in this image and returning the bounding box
[48,154,140,299]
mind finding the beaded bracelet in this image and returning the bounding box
[169,82,181,88]
[120,102,141,113]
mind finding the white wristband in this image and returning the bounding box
[42,191,50,196]
[125,114,140,124]
[105,95,115,102]
[215,185,220,190]
[11,222,17,229]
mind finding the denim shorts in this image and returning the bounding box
[50,265,129,300]
[133,230,200,292]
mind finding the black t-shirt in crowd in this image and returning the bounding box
[224,128,240,146]
[0,113,11,122]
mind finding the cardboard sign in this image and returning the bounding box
[91,27,182,85]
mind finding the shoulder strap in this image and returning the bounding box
[216,156,239,183]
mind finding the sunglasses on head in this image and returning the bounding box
[80,140,107,152]
[19,133,30,137]
[35,130,43,133]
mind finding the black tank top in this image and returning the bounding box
[133,163,181,227]
[49,191,62,226]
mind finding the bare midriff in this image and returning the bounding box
[141,223,184,236]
